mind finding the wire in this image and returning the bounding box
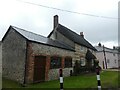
[16,0,118,20]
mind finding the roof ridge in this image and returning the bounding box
[58,24,83,38]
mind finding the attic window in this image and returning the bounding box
[80,46,86,52]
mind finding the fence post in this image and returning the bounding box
[59,68,63,90]
[96,66,101,90]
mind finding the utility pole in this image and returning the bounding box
[103,45,107,69]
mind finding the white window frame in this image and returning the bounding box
[80,58,86,66]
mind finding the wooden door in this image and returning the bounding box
[33,56,46,83]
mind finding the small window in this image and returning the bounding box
[113,53,115,56]
[80,58,86,66]
[114,59,116,63]
[80,46,84,51]
[65,57,72,68]
[107,59,110,63]
[91,59,94,66]
[50,57,61,69]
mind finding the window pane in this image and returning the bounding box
[65,57,72,68]
[107,59,110,63]
[50,57,61,69]
[80,58,85,66]
[80,46,84,51]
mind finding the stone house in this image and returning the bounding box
[48,15,97,68]
[95,43,119,69]
[2,26,75,84]
[2,15,96,84]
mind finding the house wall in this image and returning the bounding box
[73,44,92,65]
[118,53,120,68]
[2,29,27,84]
[106,52,118,68]
[96,51,119,69]
[74,44,87,60]
[26,42,74,83]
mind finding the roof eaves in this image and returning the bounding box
[28,39,75,52]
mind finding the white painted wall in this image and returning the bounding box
[95,46,119,69]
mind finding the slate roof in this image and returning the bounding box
[48,24,96,51]
[3,26,75,51]
[95,46,118,53]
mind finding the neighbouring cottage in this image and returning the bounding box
[2,15,96,84]
[95,43,120,69]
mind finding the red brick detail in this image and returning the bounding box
[45,56,50,81]
[25,42,34,83]
[61,57,65,68]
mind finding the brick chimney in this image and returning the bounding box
[80,32,84,38]
[54,15,59,29]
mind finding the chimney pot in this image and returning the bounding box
[80,32,84,38]
[98,43,101,47]
[54,15,58,29]
[113,46,115,49]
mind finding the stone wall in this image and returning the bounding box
[27,42,74,82]
[2,29,27,84]
[72,44,87,65]
[31,42,74,57]
[48,68,73,81]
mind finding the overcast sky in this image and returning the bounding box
[0,0,119,48]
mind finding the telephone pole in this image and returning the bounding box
[103,45,107,69]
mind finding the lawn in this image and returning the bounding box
[2,71,119,89]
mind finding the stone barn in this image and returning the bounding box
[2,15,96,85]
[2,26,74,84]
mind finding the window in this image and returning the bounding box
[50,57,61,69]
[114,59,116,63]
[80,46,84,51]
[65,57,72,68]
[91,59,94,66]
[107,59,110,63]
[80,58,86,66]
[113,53,116,56]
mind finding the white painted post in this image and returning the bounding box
[59,68,63,90]
[96,66,101,90]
